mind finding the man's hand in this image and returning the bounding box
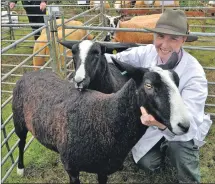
[9,2,16,9]
[40,2,47,12]
[140,107,167,130]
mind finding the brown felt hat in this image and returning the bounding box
[144,9,198,42]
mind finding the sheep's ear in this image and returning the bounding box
[100,42,138,54]
[111,57,148,80]
[58,41,80,49]
[114,15,124,24]
[158,52,178,70]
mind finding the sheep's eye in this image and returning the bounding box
[145,83,152,89]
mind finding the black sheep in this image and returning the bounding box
[60,40,178,93]
[13,66,190,184]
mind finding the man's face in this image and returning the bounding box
[154,33,187,62]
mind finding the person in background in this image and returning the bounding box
[105,9,212,183]
[46,1,61,19]
[9,0,47,40]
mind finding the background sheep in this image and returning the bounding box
[103,14,161,43]
[103,14,127,41]
[33,19,94,70]
[112,14,161,44]
[13,59,189,183]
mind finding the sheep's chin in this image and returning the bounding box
[75,82,84,91]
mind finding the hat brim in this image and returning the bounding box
[144,27,198,42]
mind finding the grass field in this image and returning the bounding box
[1,1,215,183]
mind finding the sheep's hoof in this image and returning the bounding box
[17,167,24,177]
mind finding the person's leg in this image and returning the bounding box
[24,5,45,40]
[137,138,165,173]
[164,140,200,183]
[32,13,45,40]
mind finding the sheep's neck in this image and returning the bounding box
[90,55,124,93]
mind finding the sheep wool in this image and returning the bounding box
[112,14,161,44]
[12,70,146,183]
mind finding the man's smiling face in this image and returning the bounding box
[154,33,187,63]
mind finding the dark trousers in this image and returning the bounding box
[22,1,46,40]
[137,138,200,183]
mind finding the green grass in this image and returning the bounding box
[1,1,215,183]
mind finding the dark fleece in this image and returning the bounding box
[12,70,146,175]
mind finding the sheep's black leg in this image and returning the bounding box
[16,127,28,176]
[67,170,80,184]
[61,158,80,184]
[98,174,108,184]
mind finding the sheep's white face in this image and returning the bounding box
[111,57,190,135]
[105,15,119,28]
[149,67,190,135]
[73,40,93,89]
[104,15,122,37]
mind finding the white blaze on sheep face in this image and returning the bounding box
[74,40,93,83]
[109,17,116,28]
[150,67,190,134]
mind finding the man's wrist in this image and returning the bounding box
[158,125,167,131]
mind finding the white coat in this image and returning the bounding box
[105,44,212,163]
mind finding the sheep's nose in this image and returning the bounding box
[75,81,84,91]
[74,75,84,84]
[178,123,189,133]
